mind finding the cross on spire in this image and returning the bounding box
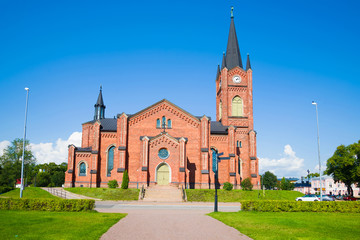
[162,120,167,133]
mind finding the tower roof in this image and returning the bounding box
[94,86,105,107]
[216,64,221,80]
[225,8,243,70]
[246,53,251,70]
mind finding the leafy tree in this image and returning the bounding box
[280,177,295,190]
[325,140,360,196]
[261,171,277,190]
[240,177,253,191]
[51,171,65,187]
[308,173,320,178]
[36,172,51,187]
[121,170,129,189]
[0,139,36,188]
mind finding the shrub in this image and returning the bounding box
[241,178,253,191]
[121,170,129,189]
[0,199,95,212]
[223,182,233,191]
[108,180,118,188]
[240,200,360,213]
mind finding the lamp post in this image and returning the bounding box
[20,87,30,198]
[312,101,322,201]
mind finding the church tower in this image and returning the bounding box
[216,7,253,130]
[94,86,106,120]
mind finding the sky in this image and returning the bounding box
[0,0,359,178]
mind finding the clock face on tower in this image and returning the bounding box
[232,75,241,83]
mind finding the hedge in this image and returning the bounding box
[240,200,360,213]
[0,199,95,212]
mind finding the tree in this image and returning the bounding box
[308,173,320,178]
[261,171,277,190]
[0,139,36,188]
[121,170,129,189]
[280,177,295,190]
[36,172,51,187]
[325,140,360,196]
[240,177,253,191]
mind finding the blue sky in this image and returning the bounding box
[0,0,359,178]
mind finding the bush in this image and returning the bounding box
[223,182,233,191]
[108,180,118,188]
[0,199,95,212]
[241,178,253,191]
[121,170,129,189]
[240,200,360,213]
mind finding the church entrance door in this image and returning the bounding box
[157,163,169,185]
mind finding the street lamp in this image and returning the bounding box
[312,101,322,201]
[20,87,29,198]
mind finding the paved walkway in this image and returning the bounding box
[97,202,251,240]
[41,187,100,200]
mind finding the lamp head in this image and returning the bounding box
[25,87,29,91]
[312,101,317,105]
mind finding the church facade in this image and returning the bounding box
[65,12,260,189]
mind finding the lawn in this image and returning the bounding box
[0,210,125,239]
[0,187,58,199]
[186,189,303,202]
[65,187,140,200]
[209,211,360,240]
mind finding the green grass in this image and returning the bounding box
[186,189,303,202]
[0,187,58,199]
[209,211,360,240]
[65,187,140,200]
[0,210,125,239]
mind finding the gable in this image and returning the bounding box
[128,99,201,128]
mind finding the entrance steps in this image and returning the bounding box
[142,185,183,202]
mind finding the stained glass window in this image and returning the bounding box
[79,162,86,176]
[158,148,169,159]
[107,146,114,177]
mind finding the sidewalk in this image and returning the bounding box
[97,201,251,240]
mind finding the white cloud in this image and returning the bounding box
[259,144,305,178]
[0,140,11,156]
[30,132,82,164]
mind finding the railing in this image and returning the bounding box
[181,185,187,202]
[139,185,146,200]
[47,187,67,199]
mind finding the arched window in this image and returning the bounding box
[156,118,161,128]
[219,101,222,120]
[162,116,166,126]
[107,146,115,177]
[232,96,243,116]
[167,119,172,128]
[79,162,86,176]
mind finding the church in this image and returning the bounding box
[65,11,260,189]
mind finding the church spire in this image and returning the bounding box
[246,53,251,70]
[225,7,243,70]
[216,64,221,80]
[94,85,106,120]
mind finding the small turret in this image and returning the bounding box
[94,85,106,120]
[246,54,251,70]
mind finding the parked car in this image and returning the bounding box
[321,195,335,201]
[343,196,357,201]
[296,194,320,201]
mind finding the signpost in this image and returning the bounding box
[211,148,232,212]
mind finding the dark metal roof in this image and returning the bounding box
[75,147,92,152]
[225,15,243,70]
[83,118,117,131]
[216,65,220,80]
[221,52,226,70]
[246,54,251,70]
[210,121,228,134]
[94,86,105,107]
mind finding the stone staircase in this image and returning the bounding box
[142,185,183,202]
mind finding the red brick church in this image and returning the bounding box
[65,11,260,189]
